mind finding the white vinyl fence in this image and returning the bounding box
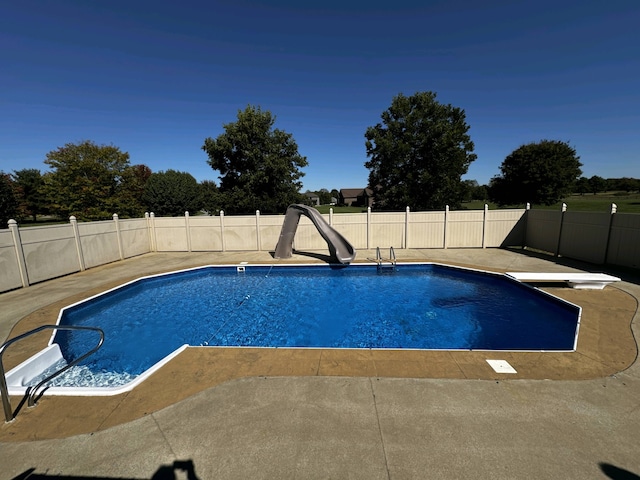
[524,204,640,269]
[1,204,638,293]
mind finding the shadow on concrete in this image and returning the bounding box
[11,460,200,480]
[600,462,640,480]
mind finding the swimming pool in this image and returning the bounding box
[9,263,581,392]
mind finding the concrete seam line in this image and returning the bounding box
[369,377,391,480]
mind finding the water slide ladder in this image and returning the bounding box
[1,324,104,423]
[376,246,397,271]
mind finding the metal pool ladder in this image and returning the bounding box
[0,324,104,423]
[376,246,397,270]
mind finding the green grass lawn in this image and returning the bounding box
[462,192,640,213]
[316,193,640,214]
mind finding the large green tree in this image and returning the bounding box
[113,164,152,217]
[588,175,607,195]
[143,170,202,216]
[488,140,582,206]
[365,91,477,210]
[12,168,46,222]
[202,105,308,214]
[199,180,223,215]
[0,172,18,228]
[43,140,131,220]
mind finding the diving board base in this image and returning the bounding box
[506,272,621,290]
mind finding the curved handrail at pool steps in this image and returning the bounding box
[1,324,104,422]
[274,204,356,264]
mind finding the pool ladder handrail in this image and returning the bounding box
[375,246,397,270]
[1,324,104,423]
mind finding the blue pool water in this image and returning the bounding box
[49,264,580,387]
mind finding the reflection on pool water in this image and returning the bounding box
[31,263,581,389]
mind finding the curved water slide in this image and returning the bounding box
[274,204,356,264]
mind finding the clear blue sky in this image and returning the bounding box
[1,0,638,192]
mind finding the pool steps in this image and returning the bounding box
[1,324,188,422]
[0,325,104,422]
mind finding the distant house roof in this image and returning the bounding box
[340,188,365,198]
[304,191,320,205]
[339,188,374,207]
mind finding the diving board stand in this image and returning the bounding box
[506,272,621,290]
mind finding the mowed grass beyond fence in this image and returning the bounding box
[462,192,640,213]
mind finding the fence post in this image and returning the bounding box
[149,213,157,252]
[256,210,261,251]
[482,204,488,248]
[367,207,371,249]
[145,213,152,252]
[405,206,410,249]
[604,203,617,265]
[70,216,86,271]
[184,211,192,252]
[555,203,567,257]
[523,203,530,248]
[113,214,124,260]
[8,219,29,288]
[220,210,226,252]
[443,205,449,249]
[329,208,333,226]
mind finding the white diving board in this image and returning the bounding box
[506,272,621,290]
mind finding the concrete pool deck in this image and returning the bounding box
[1,248,639,479]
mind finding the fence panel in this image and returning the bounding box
[447,211,484,247]
[407,212,445,248]
[331,213,367,249]
[485,209,526,247]
[78,220,120,269]
[0,230,22,291]
[370,212,405,248]
[525,210,562,254]
[222,215,258,251]
[153,217,189,251]
[189,216,223,251]
[558,211,611,264]
[607,213,640,268]
[20,224,80,284]
[258,215,284,252]
[119,218,151,258]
